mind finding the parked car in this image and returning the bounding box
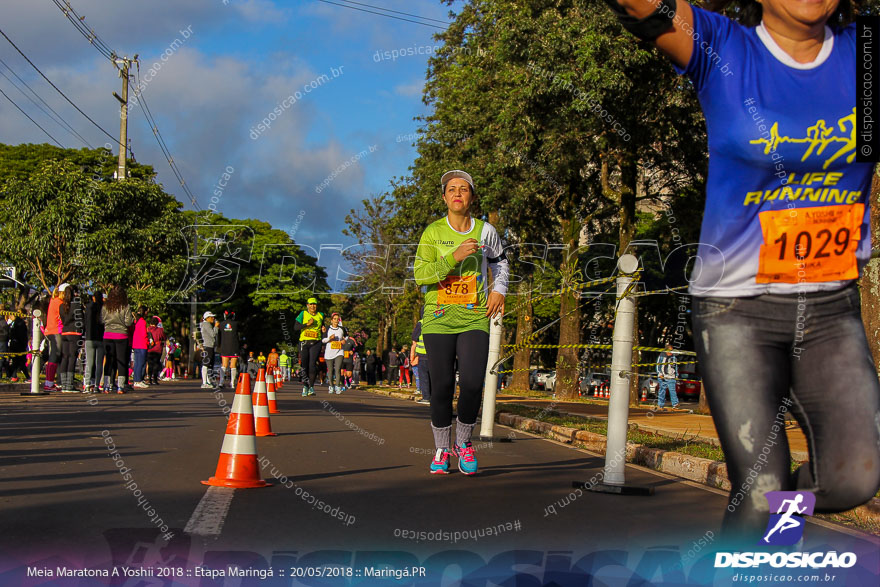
[639,375,659,399]
[579,371,610,396]
[530,369,553,390]
[676,370,702,401]
[544,371,557,393]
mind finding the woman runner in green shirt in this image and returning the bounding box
[413,170,509,475]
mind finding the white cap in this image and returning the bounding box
[202,311,215,320]
[58,283,70,292]
[440,170,474,191]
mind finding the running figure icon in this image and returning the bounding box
[762,494,807,544]
[760,491,816,545]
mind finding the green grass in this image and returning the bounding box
[499,403,723,463]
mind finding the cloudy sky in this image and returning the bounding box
[0,0,453,289]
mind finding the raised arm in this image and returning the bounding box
[608,0,695,70]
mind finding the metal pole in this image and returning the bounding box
[479,311,504,441]
[576,254,652,495]
[24,309,49,396]
[114,58,130,181]
[605,254,638,485]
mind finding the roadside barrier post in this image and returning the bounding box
[577,254,653,496]
[23,309,49,396]
[479,311,504,441]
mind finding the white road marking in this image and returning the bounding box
[183,486,235,536]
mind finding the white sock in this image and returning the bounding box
[219,368,225,386]
[231,367,238,386]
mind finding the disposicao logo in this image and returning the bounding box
[714,491,857,570]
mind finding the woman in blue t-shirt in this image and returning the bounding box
[609,0,880,543]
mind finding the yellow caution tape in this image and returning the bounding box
[0,310,30,318]
[501,343,697,356]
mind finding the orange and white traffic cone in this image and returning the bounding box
[641,387,647,403]
[253,373,277,437]
[593,384,599,398]
[266,370,280,414]
[252,368,264,411]
[603,383,609,399]
[201,373,270,488]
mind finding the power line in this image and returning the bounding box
[0,57,93,147]
[337,1,450,25]
[0,26,123,148]
[51,0,118,64]
[48,1,202,210]
[133,63,202,211]
[0,86,64,147]
[316,0,446,29]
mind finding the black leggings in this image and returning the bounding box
[59,335,81,375]
[147,351,162,383]
[424,330,489,428]
[300,341,321,386]
[47,333,61,363]
[104,339,128,382]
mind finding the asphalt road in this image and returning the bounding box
[0,381,877,586]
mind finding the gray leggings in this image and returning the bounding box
[84,340,104,386]
[693,285,880,544]
[327,355,344,386]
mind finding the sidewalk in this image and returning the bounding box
[495,395,810,461]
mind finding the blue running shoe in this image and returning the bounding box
[307,386,315,396]
[302,386,308,397]
[430,448,450,474]
[454,441,477,475]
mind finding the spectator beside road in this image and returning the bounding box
[239,342,249,375]
[412,317,430,404]
[163,338,176,380]
[83,291,104,393]
[656,343,679,410]
[198,311,218,389]
[131,306,150,389]
[217,311,241,388]
[386,346,399,386]
[398,346,411,388]
[58,285,84,393]
[146,316,165,385]
[6,311,29,382]
[100,286,133,394]
[43,286,64,391]
[365,349,377,386]
[0,306,9,380]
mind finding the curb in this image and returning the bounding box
[496,411,880,529]
[497,412,730,490]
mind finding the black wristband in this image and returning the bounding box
[603,0,677,42]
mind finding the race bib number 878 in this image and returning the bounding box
[438,274,478,305]
[756,204,862,284]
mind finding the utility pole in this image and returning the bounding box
[112,55,137,180]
